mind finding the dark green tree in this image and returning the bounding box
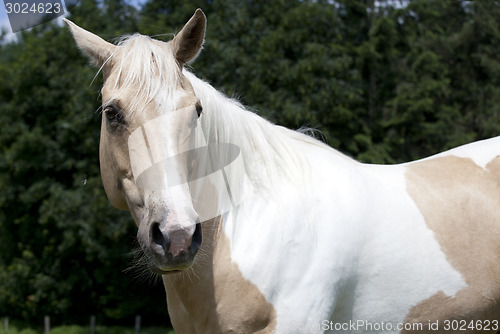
[380,0,500,162]
[0,0,169,327]
[168,0,365,155]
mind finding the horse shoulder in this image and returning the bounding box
[212,225,277,333]
[163,218,277,334]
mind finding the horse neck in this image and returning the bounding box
[185,71,310,197]
[162,217,221,314]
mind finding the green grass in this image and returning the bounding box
[0,327,38,334]
[0,325,175,334]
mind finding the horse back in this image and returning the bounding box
[402,136,500,330]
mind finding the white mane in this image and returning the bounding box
[185,71,324,193]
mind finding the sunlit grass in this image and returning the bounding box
[0,325,175,334]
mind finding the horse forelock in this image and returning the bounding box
[101,34,183,116]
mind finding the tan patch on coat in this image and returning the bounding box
[404,156,500,333]
[163,217,277,334]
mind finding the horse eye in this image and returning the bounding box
[195,103,203,117]
[104,106,123,123]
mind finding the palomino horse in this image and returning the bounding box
[65,9,500,334]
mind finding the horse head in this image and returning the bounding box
[65,10,207,274]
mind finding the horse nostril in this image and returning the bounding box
[177,249,188,260]
[190,223,202,254]
[149,222,201,260]
[151,222,169,252]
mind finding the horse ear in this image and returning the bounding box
[64,19,116,68]
[171,8,207,65]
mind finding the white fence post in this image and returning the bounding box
[3,317,8,331]
[44,315,50,333]
[134,315,141,334]
[90,315,96,334]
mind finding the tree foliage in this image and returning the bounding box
[1,0,500,325]
[0,0,168,327]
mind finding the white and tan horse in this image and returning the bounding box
[65,9,500,333]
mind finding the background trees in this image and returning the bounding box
[0,0,167,327]
[1,0,499,327]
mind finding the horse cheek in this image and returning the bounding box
[99,129,129,211]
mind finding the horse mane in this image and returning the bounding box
[184,71,337,194]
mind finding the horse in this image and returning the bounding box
[64,9,500,333]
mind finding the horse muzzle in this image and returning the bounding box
[139,221,202,274]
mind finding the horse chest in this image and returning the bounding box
[163,219,277,334]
